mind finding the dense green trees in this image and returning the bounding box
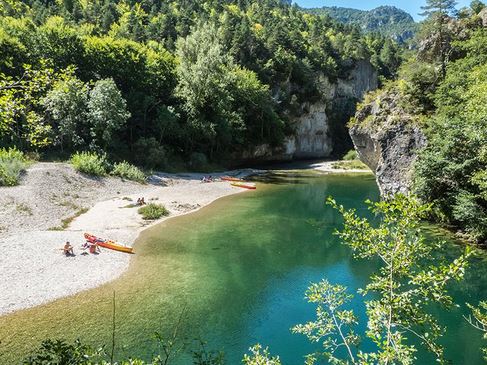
[0,0,399,169]
[306,5,418,44]
[411,2,487,243]
[42,71,89,149]
[87,78,130,150]
[415,59,487,242]
[352,0,487,244]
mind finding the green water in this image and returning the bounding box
[1,172,487,364]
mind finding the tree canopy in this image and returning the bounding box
[0,0,400,168]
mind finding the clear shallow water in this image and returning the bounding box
[1,172,487,364]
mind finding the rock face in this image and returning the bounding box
[349,89,426,196]
[241,60,378,161]
[337,60,379,100]
[480,8,487,27]
[284,101,332,159]
[287,60,377,159]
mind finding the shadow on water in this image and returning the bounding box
[0,172,486,364]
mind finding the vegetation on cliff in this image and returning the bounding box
[354,0,487,244]
[0,0,401,171]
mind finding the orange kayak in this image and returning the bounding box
[231,182,256,190]
[221,176,244,182]
[84,233,134,254]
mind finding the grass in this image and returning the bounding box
[111,161,146,183]
[0,148,29,186]
[332,160,369,170]
[16,203,32,215]
[342,149,358,161]
[48,208,88,231]
[70,152,108,176]
[138,203,169,220]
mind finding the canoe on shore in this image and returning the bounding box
[221,176,244,182]
[231,182,256,190]
[84,233,134,254]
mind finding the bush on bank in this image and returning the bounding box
[0,147,28,186]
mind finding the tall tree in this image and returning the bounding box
[87,78,130,150]
[42,73,88,150]
[419,0,458,78]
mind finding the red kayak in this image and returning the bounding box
[221,176,244,182]
[84,233,134,254]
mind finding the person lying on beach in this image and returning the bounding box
[63,241,74,256]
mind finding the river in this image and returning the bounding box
[0,172,486,364]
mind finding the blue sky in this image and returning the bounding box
[293,0,472,21]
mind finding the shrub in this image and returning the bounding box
[70,152,108,176]
[23,339,96,365]
[112,161,146,183]
[138,203,169,220]
[0,148,28,186]
[342,149,358,161]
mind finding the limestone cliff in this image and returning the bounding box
[349,88,426,196]
[243,60,378,161]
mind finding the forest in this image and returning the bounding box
[305,5,417,43]
[0,0,400,170]
[2,0,487,364]
[351,0,487,243]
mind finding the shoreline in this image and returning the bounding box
[0,161,369,316]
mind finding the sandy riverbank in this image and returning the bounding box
[0,163,260,315]
[0,160,370,316]
[310,160,371,174]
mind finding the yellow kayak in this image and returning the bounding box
[231,182,256,190]
[84,233,134,254]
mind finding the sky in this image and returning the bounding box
[293,0,472,21]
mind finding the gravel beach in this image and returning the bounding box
[0,161,369,316]
[0,162,257,315]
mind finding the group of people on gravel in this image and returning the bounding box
[63,240,100,256]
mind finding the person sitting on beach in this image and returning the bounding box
[136,197,146,205]
[63,241,74,256]
[89,242,100,254]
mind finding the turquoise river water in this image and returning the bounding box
[1,172,487,364]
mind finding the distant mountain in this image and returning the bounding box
[305,5,417,43]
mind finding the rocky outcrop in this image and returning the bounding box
[284,101,333,158]
[337,60,379,100]
[479,8,487,27]
[349,89,426,196]
[284,61,378,159]
[240,60,378,162]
